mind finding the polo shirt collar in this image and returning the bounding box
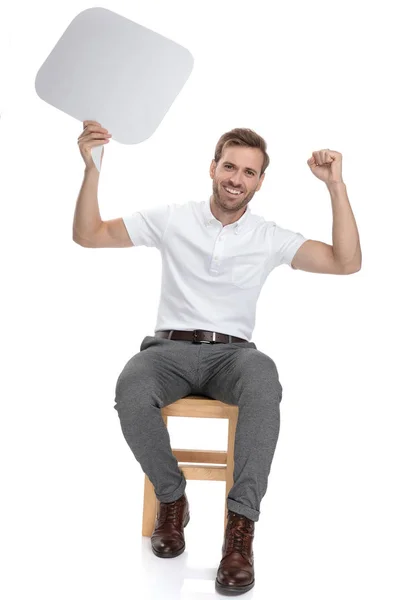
[203,195,251,233]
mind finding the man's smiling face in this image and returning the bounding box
[210,145,265,222]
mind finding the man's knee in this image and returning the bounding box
[241,350,282,399]
[114,363,163,412]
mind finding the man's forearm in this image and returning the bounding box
[72,167,102,242]
[327,181,362,269]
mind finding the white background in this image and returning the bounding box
[1,1,399,598]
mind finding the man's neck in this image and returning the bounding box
[210,195,246,227]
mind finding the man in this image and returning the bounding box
[73,122,362,595]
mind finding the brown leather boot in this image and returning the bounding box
[151,492,190,558]
[215,510,255,595]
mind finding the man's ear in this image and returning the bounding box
[256,173,265,191]
[210,159,216,178]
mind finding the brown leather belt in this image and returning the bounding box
[155,329,248,344]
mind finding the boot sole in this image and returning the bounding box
[215,577,255,595]
[151,511,190,558]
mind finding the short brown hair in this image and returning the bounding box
[214,128,270,176]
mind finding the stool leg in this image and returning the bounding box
[224,408,238,534]
[142,474,158,536]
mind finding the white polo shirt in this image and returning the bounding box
[122,197,308,341]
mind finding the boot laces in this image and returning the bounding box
[226,513,253,556]
[158,498,181,527]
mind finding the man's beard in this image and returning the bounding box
[213,180,255,210]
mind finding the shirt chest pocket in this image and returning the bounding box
[230,258,263,289]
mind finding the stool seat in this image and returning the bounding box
[142,395,238,537]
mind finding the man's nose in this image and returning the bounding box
[229,172,243,187]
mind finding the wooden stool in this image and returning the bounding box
[142,395,238,537]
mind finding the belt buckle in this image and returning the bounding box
[192,330,216,344]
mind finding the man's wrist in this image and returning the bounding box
[326,179,345,186]
[84,166,99,177]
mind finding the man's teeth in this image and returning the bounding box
[224,187,242,195]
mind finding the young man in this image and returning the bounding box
[73,122,361,595]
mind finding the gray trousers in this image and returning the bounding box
[113,334,283,522]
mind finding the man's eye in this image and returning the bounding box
[225,165,232,169]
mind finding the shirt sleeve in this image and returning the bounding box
[122,204,174,249]
[269,222,309,269]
